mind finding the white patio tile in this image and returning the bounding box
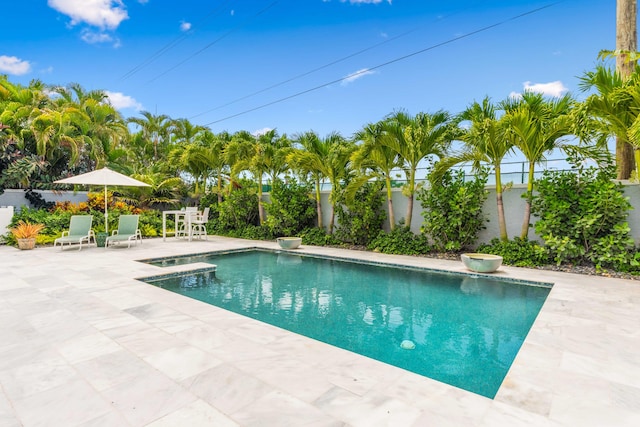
[1,237,639,426]
[101,371,197,427]
[143,345,223,382]
[11,378,112,427]
[56,332,122,364]
[147,399,239,427]
[232,389,340,427]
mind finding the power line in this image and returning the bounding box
[147,1,279,85]
[190,28,422,119]
[119,0,235,81]
[190,8,474,119]
[203,2,558,127]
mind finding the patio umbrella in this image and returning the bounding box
[54,167,150,233]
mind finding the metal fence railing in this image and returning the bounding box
[308,158,576,191]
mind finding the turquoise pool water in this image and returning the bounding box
[141,250,551,398]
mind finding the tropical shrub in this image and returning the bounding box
[419,168,489,252]
[531,164,635,270]
[264,180,316,237]
[477,238,549,267]
[213,180,260,232]
[299,227,340,246]
[334,181,386,246]
[367,223,429,255]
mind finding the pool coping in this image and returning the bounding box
[137,246,554,289]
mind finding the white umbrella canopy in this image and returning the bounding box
[54,167,150,233]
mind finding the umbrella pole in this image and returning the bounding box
[104,185,108,234]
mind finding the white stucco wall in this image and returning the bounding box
[0,206,14,237]
[0,189,89,213]
[315,182,640,247]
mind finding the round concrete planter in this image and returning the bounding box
[277,237,302,249]
[461,253,503,273]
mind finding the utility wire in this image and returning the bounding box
[190,8,475,119]
[203,2,558,127]
[147,1,279,84]
[190,27,422,119]
[119,0,235,81]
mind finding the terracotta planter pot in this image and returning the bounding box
[17,238,36,250]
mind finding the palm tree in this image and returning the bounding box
[208,131,232,203]
[322,138,355,234]
[224,129,285,224]
[171,118,207,145]
[264,133,293,184]
[0,78,52,186]
[580,64,640,179]
[288,131,352,232]
[615,0,638,178]
[119,170,184,209]
[61,93,128,170]
[128,111,172,161]
[224,130,255,193]
[434,97,514,241]
[28,105,86,169]
[250,129,292,224]
[379,110,456,227]
[349,122,403,230]
[501,92,575,239]
[168,142,211,196]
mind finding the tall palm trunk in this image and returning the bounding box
[328,204,335,234]
[495,165,508,241]
[405,169,416,228]
[495,164,509,242]
[257,174,265,225]
[216,169,223,204]
[616,0,637,179]
[315,176,323,229]
[385,175,395,231]
[520,163,536,239]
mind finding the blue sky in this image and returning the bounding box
[2,0,614,139]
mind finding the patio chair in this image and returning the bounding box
[54,215,95,251]
[176,207,198,239]
[105,215,142,248]
[190,207,210,240]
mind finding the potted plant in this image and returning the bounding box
[10,220,45,250]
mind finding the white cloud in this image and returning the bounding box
[80,29,113,44]
[341,68,376,86]
[509,91,522,100]
[523,81,568,97]
[48,0,128,30]
[252,127,273,137]
[105,91,143,111]
[180,21,192,32]
[0,56,31,75]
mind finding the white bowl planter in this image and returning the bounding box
[461,253,503,273]
[277,237,302,249]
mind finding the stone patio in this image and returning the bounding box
[0,237,639,426]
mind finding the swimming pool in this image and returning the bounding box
[140,249,551,398]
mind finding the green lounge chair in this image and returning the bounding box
[54,215,95,251]
[105,215,142,248]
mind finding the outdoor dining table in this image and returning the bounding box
[162,209,199,241]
